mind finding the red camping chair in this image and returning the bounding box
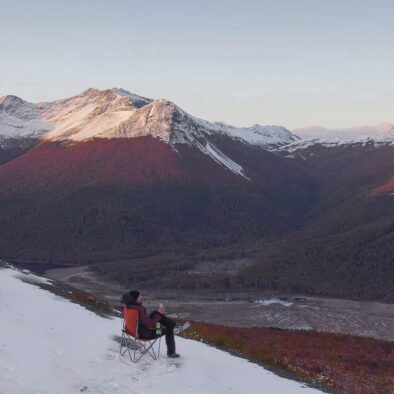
[119,307,161,363]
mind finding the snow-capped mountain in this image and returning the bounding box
[0,88,298,149]
[0,88,300,179]
[294,122,394,141]
[276,134,394,156]
[277,124,394,156]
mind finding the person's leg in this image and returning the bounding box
[138,324,156,340]
[150,312,177,355]
[161,326,176,355]
[157,314,176,329]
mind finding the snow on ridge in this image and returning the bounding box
[276,134,394,154]
[294,123,394,140]
[174,103,299,148]
[1,88,298,149]
[0,266,323,394]
[111,87,153,108]
[212,122,300,147]
[0,95,52,139]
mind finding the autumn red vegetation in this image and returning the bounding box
[374,176,394,194]
[0,138,183,195]
[180,321,394,394]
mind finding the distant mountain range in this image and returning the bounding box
[294,122,394,140]
[0,88,393,301]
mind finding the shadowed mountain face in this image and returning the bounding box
[0,88,393,301]
[0,136,313,263]
[246,144,394,301]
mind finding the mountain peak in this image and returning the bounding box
[0,94,26,106]
[111,87,153,108]
[0,88,298,151]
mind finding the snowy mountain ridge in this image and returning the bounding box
[0,95,52,139]
[294,122,394,140]
[3,88,392,177]
[2,88,393,153]
[0,88,298,150]
[276,131,394,155]
[0,88,300,178]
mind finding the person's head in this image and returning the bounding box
[129,290,142,304]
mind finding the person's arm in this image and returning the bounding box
[138,305,161,328]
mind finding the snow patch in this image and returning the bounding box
[255,298,294,307]
[205,142,249,179]
[288,324,313,331]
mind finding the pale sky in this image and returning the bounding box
[0,0,393,129]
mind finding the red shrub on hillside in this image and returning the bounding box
[181,321,394,394]
[0,138,182,195]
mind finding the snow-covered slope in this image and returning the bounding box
[41,88,141,141]
[168,103,298,148]
[0,265,323,394]
[0,95,52,139]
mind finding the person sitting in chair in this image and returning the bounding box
[121,290,184,358]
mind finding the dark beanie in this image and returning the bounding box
[129,290,140,300]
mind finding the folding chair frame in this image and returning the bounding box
[119,316,161,363]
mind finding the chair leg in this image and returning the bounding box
[121,333,137,363]
[120,333,161,364]
[133,339,159,363]
[120,334,131,357]
[119,331,126,355]
[148,341,157,360]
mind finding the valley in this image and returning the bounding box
[8,260,393,342]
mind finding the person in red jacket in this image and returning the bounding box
[121,290,180,358]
